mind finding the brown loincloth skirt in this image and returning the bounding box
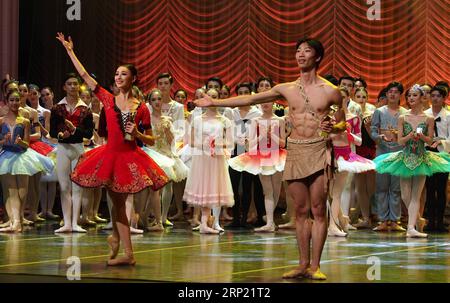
[283,137,333,192]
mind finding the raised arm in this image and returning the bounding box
[194,85,282,108]
[56,33,97,91]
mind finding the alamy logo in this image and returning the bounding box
[66,0,81,21]
[366,256,381,280]
[66,256,81,280]
[366,0,381,20]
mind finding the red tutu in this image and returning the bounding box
[70,86,169,193]
[29,141,54,156]
[71,144,168,193]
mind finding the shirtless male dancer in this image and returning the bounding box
[195,37,344,280]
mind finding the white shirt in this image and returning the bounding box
[424,107,450,152]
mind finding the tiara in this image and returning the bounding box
[410,84,424,95]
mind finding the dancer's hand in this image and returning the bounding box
[430,140,442,149]
[56,32,74,52]
[193,93,214,107]
[3,132,11,143]
[125,121,138,136]
[319,119,333,133]
[64,119,76,133]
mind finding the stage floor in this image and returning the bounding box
[0,222,448,283]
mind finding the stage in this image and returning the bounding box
[0,222,448,283]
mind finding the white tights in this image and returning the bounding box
[259,172,283,226]
[400,176,426,230]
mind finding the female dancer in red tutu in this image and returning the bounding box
[57,33,169,266]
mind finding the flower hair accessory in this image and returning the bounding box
[410,84,424,95]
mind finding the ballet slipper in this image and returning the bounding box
[278,221,296,229]
[22,218,34,226]
[327,226,347,237]
[54,225,72,233]
[163,219,173,227]
[254,223,276,233]
[282,265,309,279]
[107,235,120,259]
[213,224,225,233]
[0,220,11,228]
[130,226,144,234]
[354,219,371,229]
[0,220,22,233]
[390,222,406,232]
[147,222,164,232]
[406,228,428,238]
[107,249,136,266]
[79,218,97,227]
[71,225,87,233]
[45,212,60,220]
[199,225,220,234]
[305,268,327,280]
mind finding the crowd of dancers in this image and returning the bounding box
[0,34,449,269]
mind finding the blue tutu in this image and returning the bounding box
[0,148,54,176]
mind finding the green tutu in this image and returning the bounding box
[374,151,450,177]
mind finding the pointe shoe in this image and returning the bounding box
[130,226,144,234]
[254,223,276,233]
[107,249,136,266]
[93,215,108,223]
[390,222,406,232]
[327,226,347,237]
[213,224,225,233]
[162,219,173,227]
[147,222,164,232]
[305,268,327,280]
[199,225,220,234]
[59,219,64,227]
[107,235,120,259]
[417,218,426,233]
[28,215,45,223]
[72,225,87,233]
[278,221,296,229]
[192,225,200,231]
[55,225,72,233]
[281,212,288,221]
[406,228,428,238]
[189,219,201,227]
[282,266,309,279]
[373,221,389,232]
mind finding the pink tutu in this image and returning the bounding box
[334,146,375,173]
[228,149,287,175]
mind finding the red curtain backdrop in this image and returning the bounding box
[0,0,19,86]
[18,0,450,102]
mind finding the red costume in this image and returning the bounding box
[71,86,169,193]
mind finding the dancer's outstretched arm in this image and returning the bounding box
[194,86,282,108]
[56,32,98,91]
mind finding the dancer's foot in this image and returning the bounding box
[278,221,296,229]
[305,267,327,280]
[373,221,389,232]
[107,250,136,266]
[192,225,200,232]
[130,226,144,234]
[0,220,11,228]
[199,225,220,234]
[79,218,97,227]
[55,225,72,233]
[102,221,113,230]
[0,220,22,233]
[45,212,60,220]
[254,223,276,233]
[147,222,164,232]
[282,264,309,279]
[213,224,225,233]
[107,235,120,259]
[72,225,87,233]
[390,222,406,232]
[189,219,201,227]
[354,219,371,229]
[28,215,45,223]
[22,218,34,226]
[162,219,173,227]
[327,226,347,237]
[406,228,428,238]
[417,218,426,233]
[93,215,108,223]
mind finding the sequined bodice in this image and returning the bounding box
[1,119,26,152]
[402,120,428,169]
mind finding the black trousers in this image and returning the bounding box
[229,167,265,224]
[425,172,448,227]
